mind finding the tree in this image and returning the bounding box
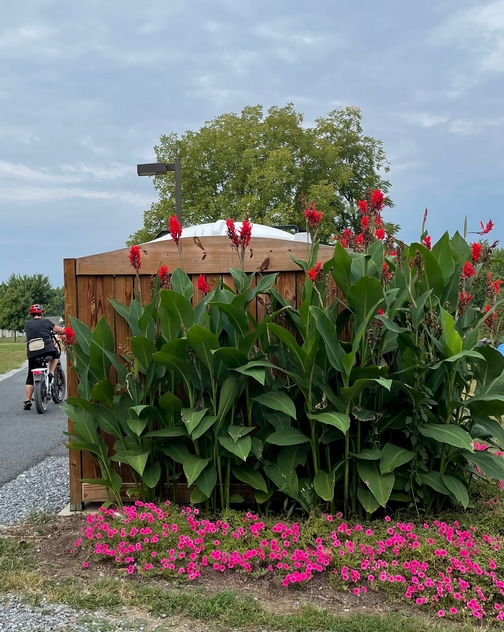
[128,104,392,245]
[0,274,63,341]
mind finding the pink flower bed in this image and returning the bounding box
[72,502,504,622]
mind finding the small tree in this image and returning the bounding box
[0,274,54,341]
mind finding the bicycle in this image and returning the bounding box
[31,336,66,414]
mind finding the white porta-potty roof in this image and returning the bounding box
[150,219,311,243]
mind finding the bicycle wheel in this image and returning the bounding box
[34,380,48,414]
[52,365,66,404]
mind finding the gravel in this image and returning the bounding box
[0,458,216,631]
[0,456,69,526]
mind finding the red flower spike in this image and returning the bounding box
[463,261,476,279]
[471,242,482,263]
[64,327,76,347]
[304,204,324,230]
[226,218,240,247]
[358,200,368,215]
[371,189,385,211]
[340,237,348,248]
[422,235,432,250]
[129,245,141,272]
[356,233,364,245]
[239,217,252,248]
[158,265,169,281]
[307,262,322,282]
[479,219,494,235]
[361,216,369,229]
[169,215,182,245]
[197,274,211,296]
[484,304,497,328]
[375,227,385,240]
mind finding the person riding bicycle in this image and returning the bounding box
[23,304,66,410]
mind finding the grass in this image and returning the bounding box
[0,339,26,374]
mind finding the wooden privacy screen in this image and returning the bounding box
[64,236,336,509]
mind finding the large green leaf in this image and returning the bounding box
[307,411,350,434]
[194,464,217,497]
[267,323,307,368]
[266,428,310,446]
[463,450,504,480]
[470,416,504,448]
[213,347,249,369]
[131,336,158,374]
[232,465,268,493]
[212,302,249,339]
[218,435,252,461]
[380,443,415,474]
[191,415,218,440]
[314,469,335,501]
[186,324,220,371]
[439,307,462,357]
[357,460,394,507]
[277,444,310,472]
[357,486,381,514]
[331,242,352,295]
[217,375,243,421]
[309,307,345,372]
[160,290,194,331]
[145,427,186,437]
[142,463,161,489]
[183,456,210,486]
[409,242,445,299]
[158,392,183,424]
[170,267,194,301]
[111,450,149,476]
[69,316,92,356]
[161,442,191,464]
[181,408,209,435]
[62,406,99,445]
[93,403,122,438]
[418,423,474,452]
[228,425,255,442]
[153,352,193,388]
[441,475,469,508]
[346,277,384,324]
[234,360,276,385]
[419,471,450,495]
[90,380,114,409]
[432,232,455,283]
[253,391,297,418]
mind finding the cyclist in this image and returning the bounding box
[23,304,66,410]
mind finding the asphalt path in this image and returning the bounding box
[0,359,68,485]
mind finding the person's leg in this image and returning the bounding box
[24,360,34,409]
[49,357,59,377]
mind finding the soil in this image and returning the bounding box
[3,513,417,621]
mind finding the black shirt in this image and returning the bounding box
[24,317,57,358]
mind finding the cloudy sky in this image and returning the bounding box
[1,0,503,287]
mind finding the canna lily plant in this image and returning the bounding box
[64,201,504,516]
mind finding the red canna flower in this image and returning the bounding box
[304,203,324,230]
[158,264,170,288]
[478,219,494,235]
[197,274,210,296]
[422,235,432,250]
[356,233,364,245]
[361,216,369,229]
[340,237,348,248]
[358,200,368,215]
[471,242,482,263]
[377,308,385,315]
[463,261,476,279]
[226,218,240,247]
[382,261,393,283]
[239,217,252,248]
[484,304,497,328]
[129,245,141,272]
[307,262,322,282]
[169,215,182,245]
[371,189,385,211]
[375,227,385,240]
[487,273,501,300]
[343,228,353,240]
[64,326,76,347]
[457,291,474,315]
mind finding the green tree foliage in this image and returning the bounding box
[0,274,64,340]
[128,104,392,245]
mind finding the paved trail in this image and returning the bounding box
[0,360,68,485]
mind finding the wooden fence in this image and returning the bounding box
[64,235,336,509]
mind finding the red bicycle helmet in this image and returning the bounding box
[29,304,44,315]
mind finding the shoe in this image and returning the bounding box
[23,400,32,410]
[48,373,54,382]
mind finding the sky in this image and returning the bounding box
[1,0,503,288]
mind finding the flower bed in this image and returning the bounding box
[74,499,504,623]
